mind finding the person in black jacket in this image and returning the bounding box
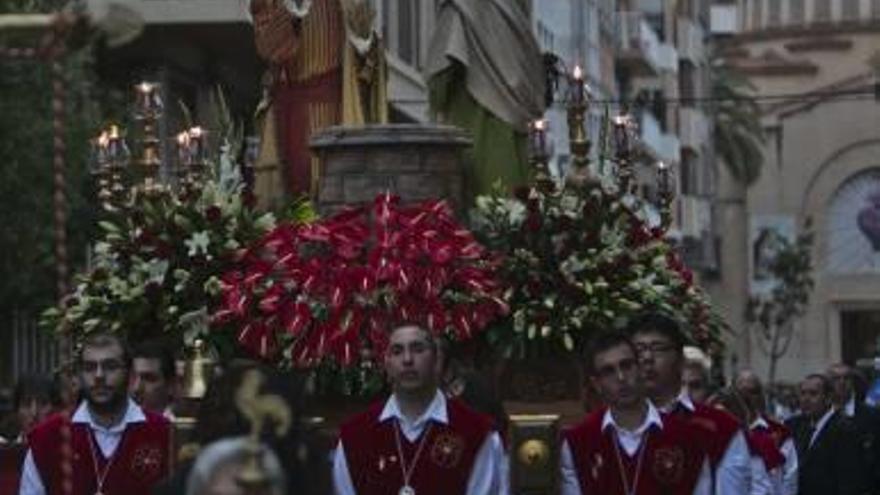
[786,374,868,495]
[828,363,880,494]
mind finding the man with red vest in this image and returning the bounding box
[19,333,172,495]
[332,323,506,494]
[736,369,798,495]
[629,313,751,495]
[560,330,712,495]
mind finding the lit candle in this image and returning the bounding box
[613,114,632,157]
[176,130,191,166]
[107,125,121,161]
[135,81,162,114]
[531,119,547,158]
[571,65,585,104]
[188,126,204,164]
[657,161,670,196]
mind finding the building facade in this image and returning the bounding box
[709,0,880,381]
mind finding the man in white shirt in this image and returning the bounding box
[736,369,798,495]
[560,330,712,495]
[629,312,751,495]
[332,323,506,495]
[130,339,177,419]
[19,333,172,495]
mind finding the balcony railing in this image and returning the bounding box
[614,11,663,76]
[639,111,681,164]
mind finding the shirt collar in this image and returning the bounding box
[750,416,770,430]
[814,407,835,432]
[844,396,856,416]
[659,389,695,413]
[379,390,448,427]
[601,401,664,434]
[71,398,146,433]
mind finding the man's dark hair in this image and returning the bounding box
[625,312,687,353]
[13,374,58,409]
[78,332,132,369]
[132,339,176,380]
[584,331,639,375]
[803,373,832,396]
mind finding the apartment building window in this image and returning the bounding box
[841,0,860,20]
[397,0,420,67]
[789,0,805,24]
[767,0,781,26]
[750,0,763,30]
[679,61,697,103]
[813,0,831,22]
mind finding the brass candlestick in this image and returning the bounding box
[657,161,674,230]
[566,66,593,186]
[134,81,164,196]
[613,113,637,196]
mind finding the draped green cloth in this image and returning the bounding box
[425,0,545,198]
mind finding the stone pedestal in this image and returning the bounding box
[310,124,471,215]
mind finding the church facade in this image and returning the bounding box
[708,0,880,381]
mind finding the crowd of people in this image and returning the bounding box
[0,312,878,495]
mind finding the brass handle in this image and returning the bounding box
[517,439,550,467]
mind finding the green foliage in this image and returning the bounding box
[471,180,727,359]
[745,221,815,382]
[711,54,766,187]
[0,38,99,316]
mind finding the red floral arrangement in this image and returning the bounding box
[216,193,507,369]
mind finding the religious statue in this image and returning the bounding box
[425,0,546,198]
[249,0,388,206]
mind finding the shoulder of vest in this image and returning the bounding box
[564,408,604,443]
[691,403,742,435]
[445,398,494,433]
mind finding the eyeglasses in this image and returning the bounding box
[634,341,675,356]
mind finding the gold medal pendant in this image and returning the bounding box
[399,486,415,495]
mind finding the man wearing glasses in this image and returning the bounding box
[629,313,750,495]
[560,330,712,495]
[19,333,172,495]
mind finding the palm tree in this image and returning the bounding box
[710,55,765,187]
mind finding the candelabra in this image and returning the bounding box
[612,112,637,196]
[90,81,209,210]
[565,66,593,186]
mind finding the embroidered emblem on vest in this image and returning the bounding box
[430,432,464,468]
[590,452,604,480]
[651,446,684,484]
[131,445,162,479]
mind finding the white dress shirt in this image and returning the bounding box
[751,416,798,495]
[662,391,751,495]
[560,401,713,495]
[19,399,147,495]
[332,391,506,495]
[809,407,835,448]
[749,454,776,495]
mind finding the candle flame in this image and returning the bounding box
[137,81,154,94]
[613,114,629,126]
[188,126,203,138]
[573,65,583,80]
[108,125,120,139]
[177,131,190,145]
[657,161,668,170]
[534,119,546,131]
[96,131,109,148]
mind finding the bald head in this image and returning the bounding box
[734,369,765,414]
